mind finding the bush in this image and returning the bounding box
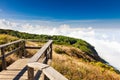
[54,47,66,54]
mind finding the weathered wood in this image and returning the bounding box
[0,41,25,60]
[28,40,53,63]
[0,39,68,80]
[1,47,7,70]
[25,46,41,49]
[43,66,68,80]
[22,40,26,57]
[0,40,59,80]
[46,48,52,59]
[0,39,26,70]
[0,39,24,48]
[18,42,22,58]
[27,40,53,80]
[50,43,52,59]
[28,67,34,80]
[26,39,48,42]
[42,57,47,63]
[0,59,29,80]
[28,63,49,70]
[27,62,68,80]
[5,47,21,57]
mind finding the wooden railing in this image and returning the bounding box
[27,62,68,80]
[0,39,26,70]
[27,40,68,80]
[27,40,53,80]
[0,39,68,80]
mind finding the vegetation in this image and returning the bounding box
[0,29,101,61]
[0,34,18,44]
[0,29,120,80]
[52,45,120,80]
[0,34,19,71]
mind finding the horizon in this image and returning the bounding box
[0,0,120,70]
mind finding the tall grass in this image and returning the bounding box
[52,45,120,80]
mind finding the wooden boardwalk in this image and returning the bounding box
[0,40,68,80]
[0,58,29,80]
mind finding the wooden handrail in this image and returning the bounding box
[27,62,68,80]
[0,39,24,48]
[27,40,54,80]
[0,39,26,70]
[0,39,68,80]
[28,40,53,63]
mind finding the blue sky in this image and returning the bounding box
[0,0,120,70]
[0,0,120,20]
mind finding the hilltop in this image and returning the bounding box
[0,29,106,62]
[0,29,120,80]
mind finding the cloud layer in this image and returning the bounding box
[0,19,120,70]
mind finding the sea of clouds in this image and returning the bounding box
[0,19,120,70]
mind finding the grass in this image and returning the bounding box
[0,34,18,44]
[52,45,120,80]
[0,34,120,80]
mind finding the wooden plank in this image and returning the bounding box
[5,47,21,58]
[28,67,34,80]
[1,47,7,70]
[43,67,68,80]
[0,39,24,48]
[26,39,48,42]
[0,47,22,60]
[25,46,41,49]
[27,62,49,71]
[0,59,29,80]
[28,40,53,63]
[27,62,68,80]
[50,43,52,59]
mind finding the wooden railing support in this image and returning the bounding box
[50,43,52,59]
[1,47,7,70]
[22,40,26,57]
[0,39,25,70]
[18,42,22,58]
[28,67,34,80]
[27,40,53,80]
[27,62,68,80]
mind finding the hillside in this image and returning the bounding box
[52,45,120,80]
[0,29,106,63]
[0,29,120,80]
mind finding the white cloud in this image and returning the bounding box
[0,19,120,70]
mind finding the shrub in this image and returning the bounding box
[54,47,66,54]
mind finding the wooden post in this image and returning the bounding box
[40,73,45,80]
[28,67,34,80]
[23,40,26,57]
[50,43,52,59]
[18,42,22,58]
[1,47,7,70]
[44,50,48,64]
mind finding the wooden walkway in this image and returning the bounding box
[0,40,68,80]
[0,58,29,80]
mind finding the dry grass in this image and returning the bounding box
[25,41,45,57]
[0,34,18,44]
[52,45,120,80]
[0,38,120,80]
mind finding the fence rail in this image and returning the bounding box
[0,39,25,70]
[27,40,53,80]
[0,39,68,80]
[27,62,68,80]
